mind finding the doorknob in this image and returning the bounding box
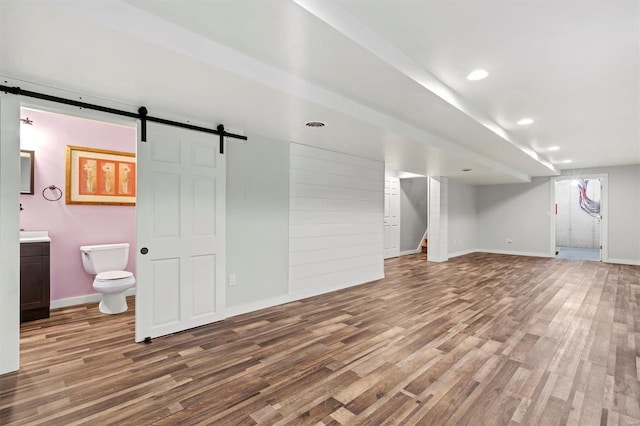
[140,247,149,255]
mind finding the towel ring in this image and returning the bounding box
[42,185,63,201]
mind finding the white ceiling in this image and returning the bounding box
[1,0,638,185]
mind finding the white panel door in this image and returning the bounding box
[383,177,400,259]
[135,122,225,342]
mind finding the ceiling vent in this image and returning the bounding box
[305,121,326,128]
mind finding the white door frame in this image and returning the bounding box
[0,94,21,375]
[549,174,608,261]
[0,91,138,375]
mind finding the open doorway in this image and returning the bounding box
[384,169,428,259]
[19,106,137,324]
[551,175,608,262]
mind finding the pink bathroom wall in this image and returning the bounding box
[19,108,136,302]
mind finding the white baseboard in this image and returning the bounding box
[289,273,384,302]
[605,258,640,266]
[476,249,551,258]
[225,273,384,320]
[224,294,291,318]
[400,248,421,256]
[50,288,136,309]
[448,249,476,258]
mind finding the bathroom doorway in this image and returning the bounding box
[550,174,608,262]
[18,104,137,326]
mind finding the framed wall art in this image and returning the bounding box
[66,145,136,205]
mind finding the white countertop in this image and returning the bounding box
[20,230,51,243]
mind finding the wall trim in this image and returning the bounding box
[50,288,136,310]
[289,273,384,302]
[224,294,291,318]
[448,249,476,258]
[226,273,384,320]
[605,258,640,266]
[400,248,421,256]
[477,249,552,258]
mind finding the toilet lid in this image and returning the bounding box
[96,271,133,280]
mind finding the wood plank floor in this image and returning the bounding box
[1,253,639,425]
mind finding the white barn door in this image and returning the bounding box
[135,122,226,342]
[383,177,400,259]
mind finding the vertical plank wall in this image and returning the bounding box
[289,144,385,298]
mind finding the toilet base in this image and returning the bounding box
[99,292,128,314]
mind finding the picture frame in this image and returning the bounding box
[65,145,136,205]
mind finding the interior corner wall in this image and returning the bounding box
[289,144,384,298]
[562,165,640,263]
[226,134,289,310]
[399,177,427,252]
[476,177,551,256]
[448,180,477,256]
[0,95,21,375]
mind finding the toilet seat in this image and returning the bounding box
[93,272,136,294]
[96,270,133,280]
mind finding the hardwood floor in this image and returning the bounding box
[1,253,639,425]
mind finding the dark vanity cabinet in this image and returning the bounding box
[20,242,50,322]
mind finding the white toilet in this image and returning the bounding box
[80,243,136,314]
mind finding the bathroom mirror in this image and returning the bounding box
[20,150,34,195]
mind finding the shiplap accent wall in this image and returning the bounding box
[289,144,384,298]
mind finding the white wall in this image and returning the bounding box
[428,177,448,262]
[226,134,290,312]
[0,95,20,375]
[448,180,477,257]
[289,144,384,297]
[399,177,427,253]
[476,177,551,257]
[562,166,640,264]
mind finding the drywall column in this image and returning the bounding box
[0,95,20,375]
[428,177,448,262]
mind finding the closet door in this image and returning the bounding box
[383,177,400,259]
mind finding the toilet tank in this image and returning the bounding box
[80,243,130,274]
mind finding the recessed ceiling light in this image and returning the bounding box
[561,160,573,164]
[466,69,488,81]
[461,168,472,172]
[305,121,326,127]
[517,118,534,125]
[547,146,560,151]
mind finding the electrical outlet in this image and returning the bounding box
[228,274,236,286]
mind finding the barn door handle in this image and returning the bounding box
[140,247,149,255]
